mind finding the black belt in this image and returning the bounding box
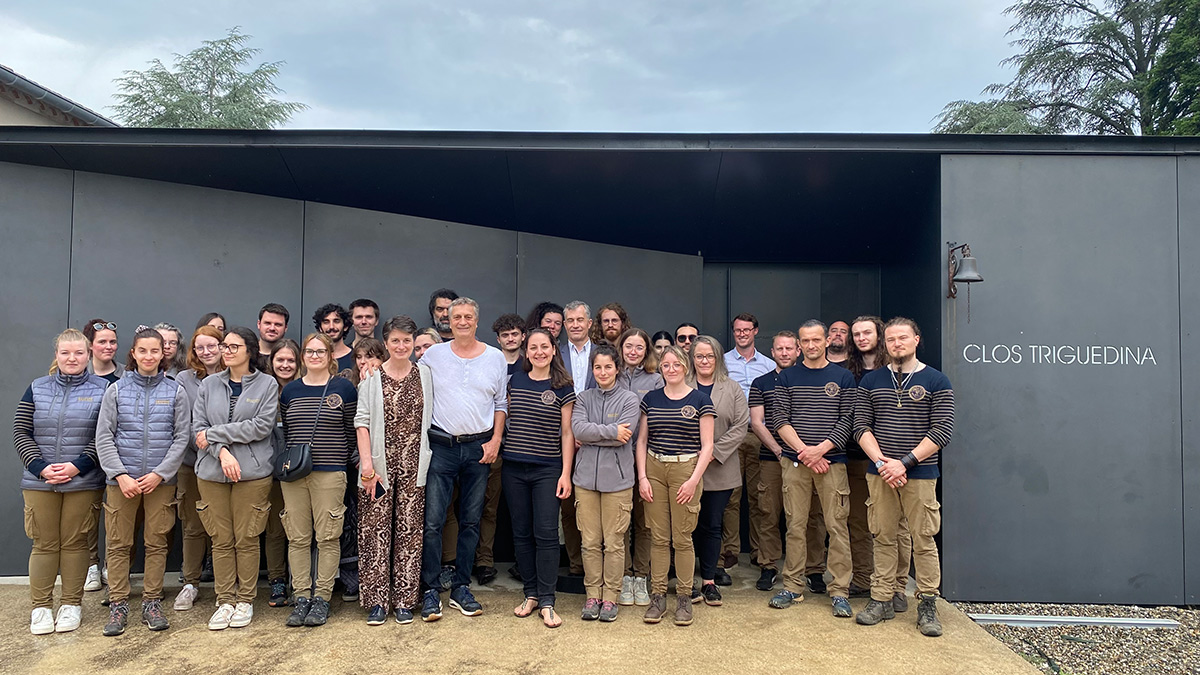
[429,426,493,447]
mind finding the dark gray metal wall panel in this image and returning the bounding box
[69,172,304,342]
[304,202,518,336]
[0,162,74,575]
[1179,157,1200,604]
[702,266,730,346]
[941,154,1182,604]
[515,233,702,339]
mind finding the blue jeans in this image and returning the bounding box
[421,439,490,591]
[502,459,562,608]
[694,488,733,581]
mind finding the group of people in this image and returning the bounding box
[16,289,953,640]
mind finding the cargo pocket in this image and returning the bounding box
[864,498,878,536]
[921,501,942,537]
[316,504,347,542]
[242,502,272,539]
[616,499,634,535]
[194,501,215,535]
[154,500,180,537]
[82,500,102,539]
[23,505,38,540]
[102,501,132,549]
[834,486,852,522]
[680,501,702,535]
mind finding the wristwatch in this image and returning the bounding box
[874,459,886,470]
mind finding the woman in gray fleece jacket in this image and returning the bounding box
[191,327,279,631]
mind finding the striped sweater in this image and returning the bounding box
[748,370,783,461]
[771,362,856,463]
[853,364,954,480]
[279,378,358,471]
[503,370,576,466]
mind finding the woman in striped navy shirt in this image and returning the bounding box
[503,328,576,628]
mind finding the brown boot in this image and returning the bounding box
[674,594,693,626]
[642,594,667,624]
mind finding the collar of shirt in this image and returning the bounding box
[569,340,592,356]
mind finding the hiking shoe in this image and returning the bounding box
[438,565,455,592]
[643,594,667,623]
[721,551,738,569]
[367,605,387,625]
[54,605,81,633]
[142,599,169,631]
[618,576,636,606]
[395,607,414,624]
[831,596,852,618]
[848,582,871,598]
[173,584,199,611]
[768,589,801,609]
[893,592,909,613]
[84,564,103,592]
[269,578,289,607]
[806,573,827,594]
[856,598,895,625]
[701,583,722,606]
[31,607,54,635]
[230,602,253,628]
[474,565,498,586]
[208,603,235,631]
[756,568,778,591]
[199,555,214,582]
[917,593,942,637]
[449,585,482,616]
[599,601,618,622]
[581,597,601,621]
[286,597,311,627]
[689,585,703,604]
[713,568,733,586]
[674,594,693,626]
[304,597,330,626]
[103,601,129,636]
[421,589,442,622]
[633,577,650,605]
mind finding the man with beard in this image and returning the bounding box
[256,303,289,371]
[590,303,631,346]
[674,323,699,355]
[313,303,354,374]
[348,299,380,346]
[429,289,459,341]
[826,321,850,364]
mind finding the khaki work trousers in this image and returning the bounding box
[780,461,852,598]
[196,476,273,605]
[721,431,762,560]
[23,489,102,609]
[623,491,652,577]
[644,455,703,597]
[175,465,211,585]
[576,486,633,603]
[866,474,940,601]
[263,479,288,581]
[280,471,347,601]
[104,483,177,603]
[847,459,912,590]
[751,457,783,567]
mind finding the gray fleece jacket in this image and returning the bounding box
[571,385,641,492]
[191,369,279,483]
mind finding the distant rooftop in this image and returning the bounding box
[0,64,117,127]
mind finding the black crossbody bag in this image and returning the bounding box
[274,381,329,482]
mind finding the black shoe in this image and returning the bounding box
[141,599,169,631]
[199,554,214,583]
[286,597,311,627]
[269,579,289,607]
[438,565,455,592]
[366,605,387,625]
[341,588,359,603]
[103,601,129,636]
[701,583,722,606]
[855,599,896,625]
[421,589,443,622]
[848,582,871,598]
[449,585,483,616]
[474,565,498,586]
[507,565,522,582]
[713,568,733,587]
[689,585,703,605]
[177,570,186,584]
[806,573,827,595]
[917,593,942,637]
[395,607,414,624]
[304,597,330,626]
[756,568,778,591]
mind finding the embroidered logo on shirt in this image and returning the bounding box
[908,385,927,402]
[245,398,261,403]
[325,394,343,409]
[824,382,840,397]
[540,390,557,405]
[75,397,95,402]
[680,405,698,419]
[154,399,172,405]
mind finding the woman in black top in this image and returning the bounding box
[503,328,576,628]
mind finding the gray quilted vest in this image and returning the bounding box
[109,370,179,481]
[21,371,109,492]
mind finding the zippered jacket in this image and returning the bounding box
[96,371,189,485]
[571,385,640,492]
[191,370,278,483]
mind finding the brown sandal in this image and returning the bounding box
[540,606,562,628]
[514,597,538,618]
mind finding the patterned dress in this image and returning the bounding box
[357,366,426,611]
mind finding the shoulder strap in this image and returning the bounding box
[307,381,332,445]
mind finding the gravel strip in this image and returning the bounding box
[955,602,1200,675]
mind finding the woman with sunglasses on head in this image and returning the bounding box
[279,333,358,628]
[16,329,109,635]
[686,335,750,609]
[192,327,279,631]
[636,345,714,627]
[84,319,122,385]
[95,327,190,636]
[263,338,301,607]
[170,325,224,612]
[505,328,576,629]
[154,323,186,378]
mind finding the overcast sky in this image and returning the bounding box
[5,1,1015,132]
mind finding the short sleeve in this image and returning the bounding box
[559,386,576,408]
[748,385,765,408]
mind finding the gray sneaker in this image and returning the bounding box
[618,576,635,606]
[142,599,169,631]
[855,598,896,625]
[633,577,650,606]
[831,596,852,618]
[581,597,601,621]
[598,600,618,622]
[892,591,909,613]
[103,601,129,636]
[917,593,942,637]
[769,589,801,609]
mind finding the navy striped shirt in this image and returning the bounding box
[640,388,714,457]
[280,378,358,471]
[748,371,783,461]
[503,370,576,466]
[854,365,954,480]
[771,362,856,463]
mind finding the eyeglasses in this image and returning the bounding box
[732,328,754,335]
[163,340,179,348]
[676,335,696,343]
[195,344,221,354]
[304,349,329,357]
[92,322,117,331]
[693,354,716,362]
[219,344,243,354]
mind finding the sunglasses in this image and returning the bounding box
[676,334,696,343]
[92,322,117,331]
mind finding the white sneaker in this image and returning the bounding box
[173,584,198,611]
[31,607,54,635]
[101,565,108,585]
[84,564,102,592]
[54,605,82,633]
[618,576,636,606]
[633,577,651,606]
[229,602,254,628]
[208,603,235,631]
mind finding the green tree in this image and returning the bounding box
[1149,0,1200,133]
[112,27,306,129]
[935,0,1193,135]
